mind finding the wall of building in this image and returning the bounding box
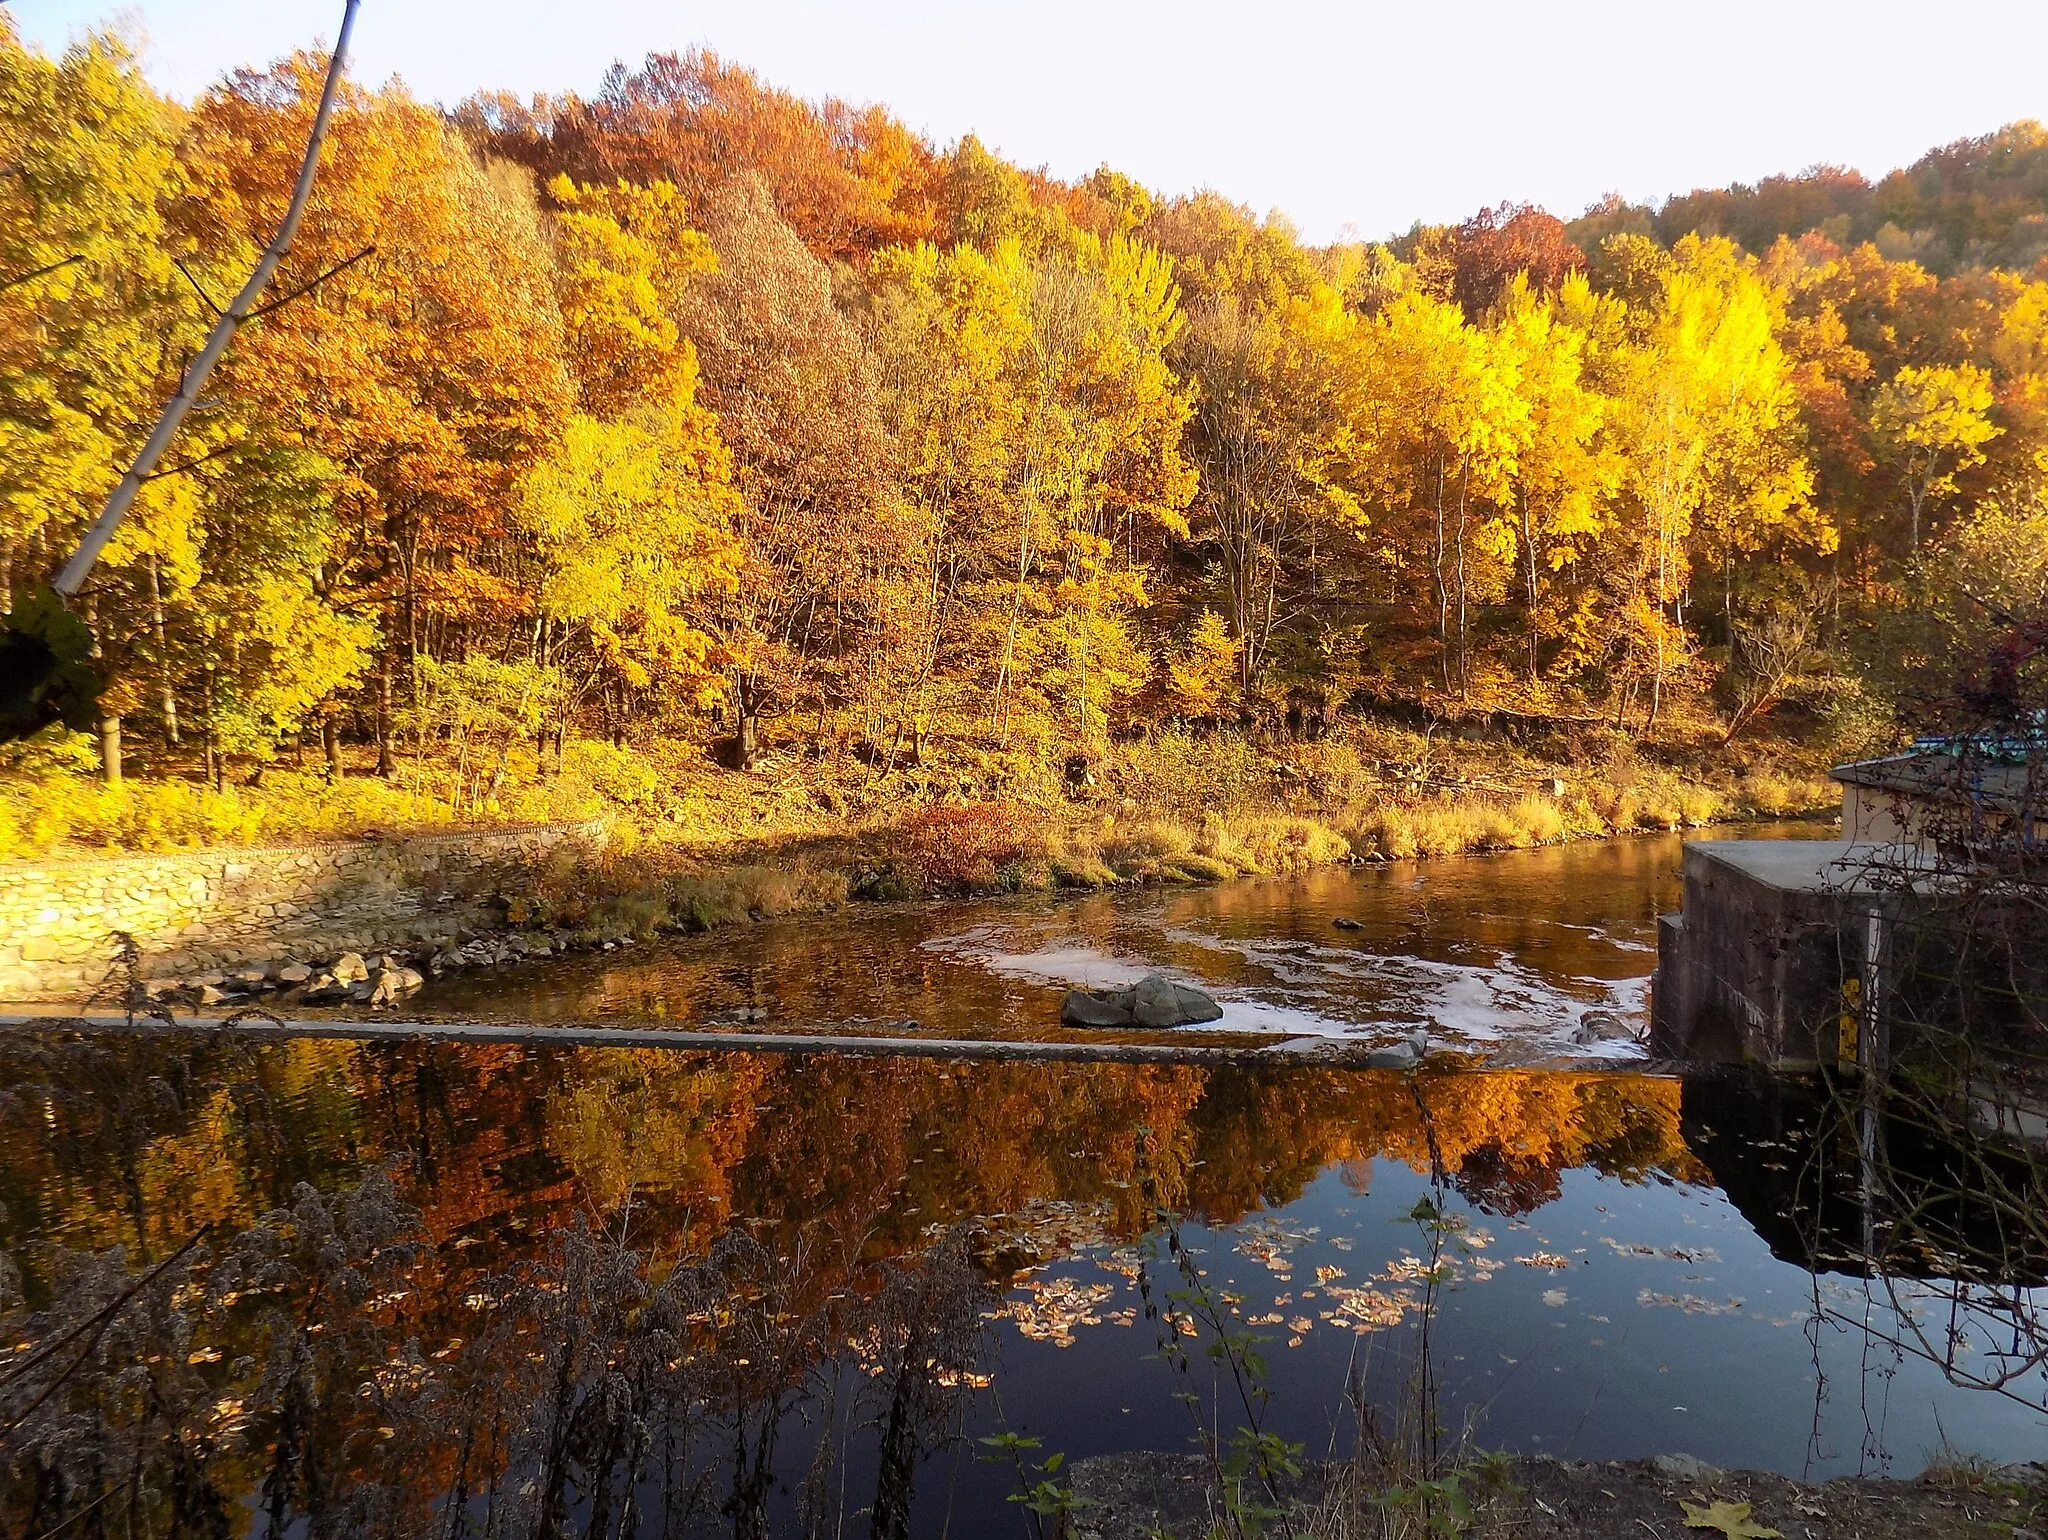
[0,822,606,1002]
[1840,782,1915,845]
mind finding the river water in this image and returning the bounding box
[4,828,2045,1535]
[411,827,1827,1055]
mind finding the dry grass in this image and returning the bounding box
[523,845,853,941]
[0,717,1843,963]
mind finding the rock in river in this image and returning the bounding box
[1360,1028,1430,1070]
[1571,1009,1637,1046]
[1060,974,1224,1029]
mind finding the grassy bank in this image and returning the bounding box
[1,718,1838,946]
[516,769,1835,946]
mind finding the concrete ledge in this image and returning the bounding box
[0,1012,1677,1072]
[0,1012,1381,1066]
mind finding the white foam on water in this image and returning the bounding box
[923,913,1649,1057]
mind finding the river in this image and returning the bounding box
[3,826,2044,1535]
[409,826,1828,1054]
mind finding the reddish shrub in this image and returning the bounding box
[891,802,1050,887]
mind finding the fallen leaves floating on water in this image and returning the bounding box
[1516,1253,1570,1269]
[984,1200,1118,1261]
[1234,1217,1320,1275]
[1639,1290,1745,1316]
[1603,1237,1722,1264]
[1381,1254,1441,1285]
[1679,1498,1782,1538]
[996,1275,1116,1346]
[1541,1289,1570,1308]
[1319,1285,1419,1333]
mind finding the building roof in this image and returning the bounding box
[1830,748,2041,819]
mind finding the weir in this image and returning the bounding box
[1650,839,1891,1068]
[1655,745,2048,1070]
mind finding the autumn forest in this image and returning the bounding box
[7,19,2048,859]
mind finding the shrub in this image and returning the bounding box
[892,802,1051,888]
[558,739,661,811]
[1112,730,1268,816]
[1200,813,1351,872]
[1050,853,1119,888]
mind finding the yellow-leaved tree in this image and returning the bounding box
[1348,290,1528,698]
[1869,362,2000,552]
[1491,275,1616,687]
[1591,236,1819,726]
[1173,281,1360,709]
[521,175,743,751]
[868,232,1194,764]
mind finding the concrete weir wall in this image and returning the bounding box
[1652,840,1869,1067]
[0,822,607,1002]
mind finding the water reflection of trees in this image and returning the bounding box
[0,1032,1702,1535]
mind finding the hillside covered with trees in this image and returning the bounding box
[5,18,2047,870]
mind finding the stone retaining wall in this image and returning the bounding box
[0,822,607,1002]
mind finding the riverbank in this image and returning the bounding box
[1070,1451,2045,1539]
[2,718,1838,1005]
[508,773,1836,954]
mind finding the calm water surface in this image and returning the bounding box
[414,825,1835,1057]
[6,826,2044,1535]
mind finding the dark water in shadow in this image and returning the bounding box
[412,825,1837,1058]
[2,1030,2043,1536]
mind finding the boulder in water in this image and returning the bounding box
[1361,1028,1430,1070]
[301,972,348,1004]
[1571,1010,1637,1046]
[1132,974,1223,1027]
[1061,974,1223,1029]
[1060,988,1135,1028]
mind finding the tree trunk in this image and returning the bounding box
[1522,491,1540,685]
[202,665,223,791]
[1453,461,1471,700]
[375,654,395,778]
[736,704,760,771]
[99,714,122,785]
[148,554,179,747]
[1433,459,1451,693]
[322,711,343,781]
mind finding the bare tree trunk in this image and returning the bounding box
[375,652,395,778]
[1432,457,1452,694]
[99,714,122,785]
[147,554,179,747]
[1522,489,1540,684]
[322,710,343,781]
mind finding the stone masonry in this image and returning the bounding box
[0,821,607,1002]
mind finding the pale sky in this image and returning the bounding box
[10,0,2048,241]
